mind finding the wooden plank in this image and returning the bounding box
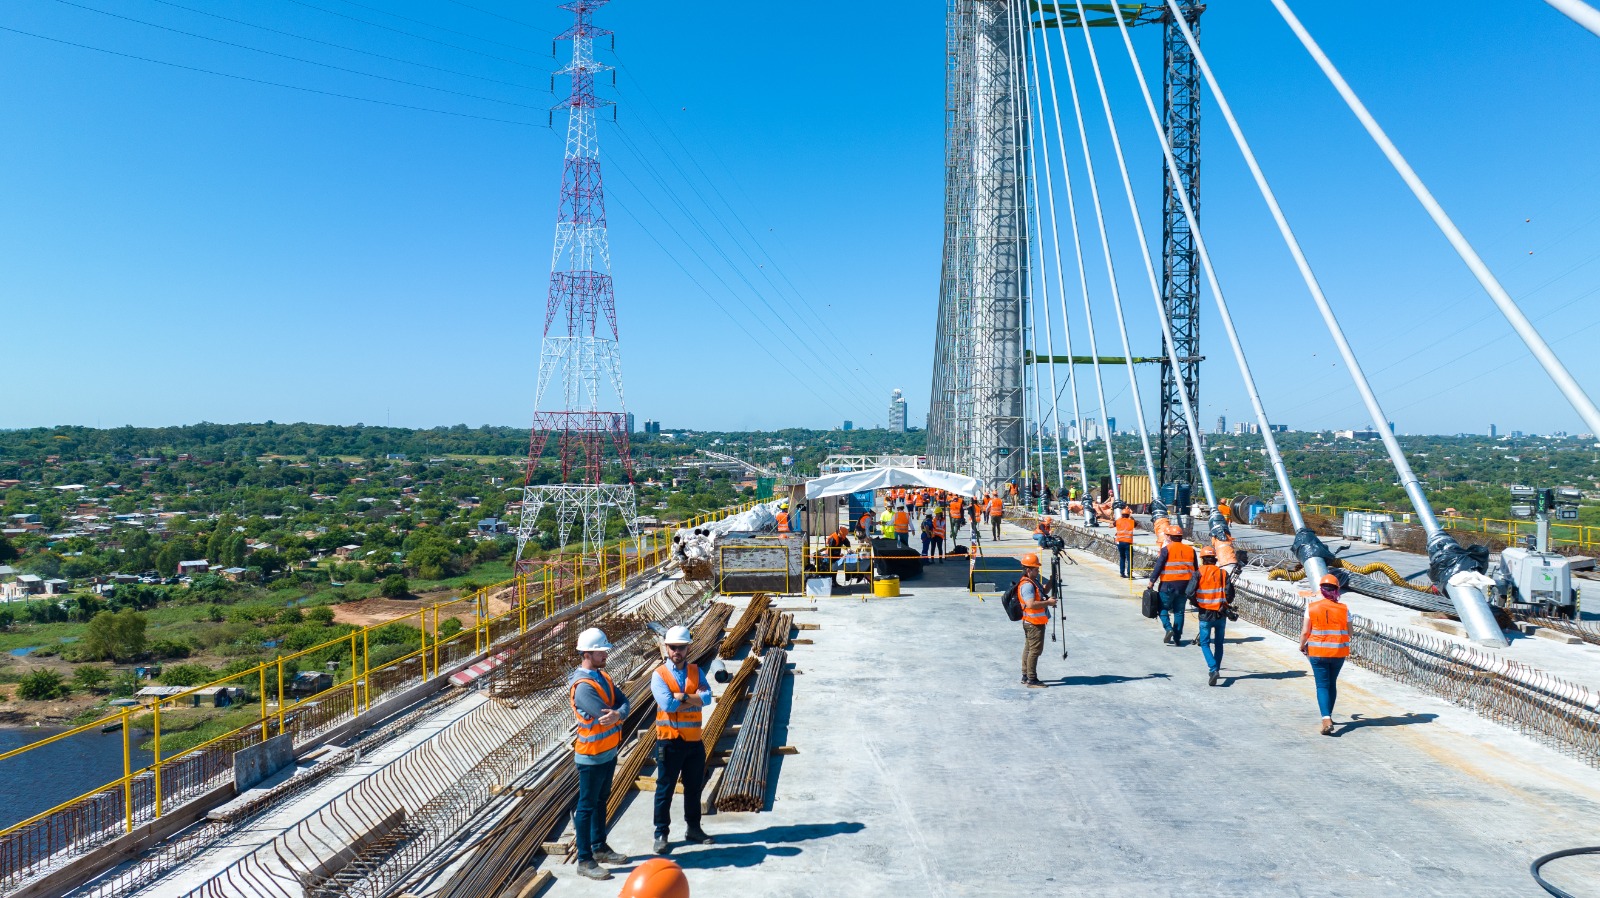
[795,622,821,630]
[792,638,814,645]
[701,766,726,815]
[502,869,555,898]
[635,776,684,794]
[771,745,799,756]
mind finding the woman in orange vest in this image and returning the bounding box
[1114,508,1137,579]
[1300,573,1351,735]
[1147,525,1198,647]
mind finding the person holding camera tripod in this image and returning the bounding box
[1017,552,1058,687]
[1191,546,1236,686]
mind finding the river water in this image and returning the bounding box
[0,727,154,830]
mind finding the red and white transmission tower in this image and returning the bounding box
[514,0,639,570]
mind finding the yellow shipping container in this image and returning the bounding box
[1119,473,1152,506]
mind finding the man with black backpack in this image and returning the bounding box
[1009,552,1057,687]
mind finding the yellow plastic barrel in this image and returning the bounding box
[873,577,901,598]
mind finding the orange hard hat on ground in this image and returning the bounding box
[619,858,690,898]
[1319,573,1341,588]
[1021,553,1041,568]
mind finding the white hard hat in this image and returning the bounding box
[576,628,612,652]
[662,625,693,646]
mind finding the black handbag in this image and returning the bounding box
[1141,586,1160,619]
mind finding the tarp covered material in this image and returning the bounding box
[803,467,982,501]
[1427,531,1490,586]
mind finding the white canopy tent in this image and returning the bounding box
[803,467,983,501]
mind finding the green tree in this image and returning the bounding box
[0,608,14,631]
[437,617,463,638]
[0,532,18,564]
[380,574,410,598]
[159,663,214,687]
[72,666,110,693]
[83,609,148,663]
[154,542,184,577]
[17,669,69,700]
[306,606,336,625]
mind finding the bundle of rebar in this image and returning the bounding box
[719,593,771,658]
[716,648,787,813]
[755,609,793,653]
[432,757,577,898]
[699,655,758,761]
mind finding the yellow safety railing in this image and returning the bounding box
[0,500,756,887]
[1299,503,1599,550]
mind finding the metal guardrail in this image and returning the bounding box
[1300,503,1600,551]
[0,504,753,895]
[1051,518,1600,769]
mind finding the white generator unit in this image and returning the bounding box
[1494,548,1578,618]
[1342,512,1394,544]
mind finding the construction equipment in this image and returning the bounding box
[1494,548,1579,619]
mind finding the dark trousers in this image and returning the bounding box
[1022,622,1045,679]
[991,518,1001,540]
[1117,543,1132,577]
[1158,584,1187,639]
[896,532,909,549]
[1310,656,1345,719]
[653,738,705,836]
[573,757,616,863]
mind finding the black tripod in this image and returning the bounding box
[1044,539,1067,659]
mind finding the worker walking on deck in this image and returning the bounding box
[569,628,632,881]
[1301,574,1351,736]
[893,505,911,549]
[920,508,936,559]
[988,493,1004,541]
[1114,508,1137,578]
[652,626,716,854]
[929,512,947,563]
[1148,525,1198,647]
[1018,552,1057,687]
[1191,547,1234,686]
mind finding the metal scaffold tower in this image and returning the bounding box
[1156,1,1203,493]
[514,0,639,571]
[929,0,1029,485]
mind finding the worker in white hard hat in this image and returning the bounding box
[569,628,631,880]
[649,624,714,855]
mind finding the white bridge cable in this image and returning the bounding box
[1104,3,1311,539]
[1153,1,1445,538]
[1015,0,1090,504]
[1005,0,1052,495]
[1546,0,1600,38]
[1270,0,1600,442]
[1051,4,1183,505]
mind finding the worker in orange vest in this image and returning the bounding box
[1017,552,1057,687]
[774,506,791,533]
[570,628,631,880]
[892,505,912,550]
[1032,515,1053,547]
[1147,525,1198,647]
[1300,573,1351,736]
[988,492,1004,541]
[1114,508,1137,578]
[651,626,715,854]
[929,511,947,563]
[1191,547,1235,686]
[949,495,964,526]
[857,509,875,539]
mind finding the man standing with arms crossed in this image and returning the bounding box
[651,626,715,855]
[569,628,631,881]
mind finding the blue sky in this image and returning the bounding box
[1,0,1597,437]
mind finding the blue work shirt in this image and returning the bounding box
[651,659,712,714]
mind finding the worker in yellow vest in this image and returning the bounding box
[1300,574,1351,736]
[569,628,632,880]
[1191,547,1234,686]
[651,626,715,854]
[1147,525,1198,647]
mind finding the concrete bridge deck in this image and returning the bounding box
[548,520,1600,897]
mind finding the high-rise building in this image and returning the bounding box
[843,420,854,432]
[1489,424,1497,438]
[1084,417,1100,442]
[643,420,661,435]
[1216,415,1226,435]
[889,390,908,433]
[1106,417,1116,435]
[626,413,635,434]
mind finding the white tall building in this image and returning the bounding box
[889,389,908,433]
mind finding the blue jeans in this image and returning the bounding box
[573,757,616,862]
[1117,543,1132,577]
[1157,584,1186,638]
[1309,656,1345,719]
[1197,616,1226,672]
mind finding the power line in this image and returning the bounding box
[0,23,541,126]
[52,0,548,111]
[279,0,550,68]
[143,0,546,91]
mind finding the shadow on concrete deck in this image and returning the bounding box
[1331,712,1438,735]
[1044,672,1172,687]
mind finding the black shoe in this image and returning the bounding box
[685,828,715,845]
[576,861,613,881]
[1162,629,1173,645]
[593,846,628,865]
[1208,669,1219,687]
[1172,635,1184,647]
[653,834,671,855]
[1025,677,1045,688]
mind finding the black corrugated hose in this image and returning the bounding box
[1531,845,1600,897]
